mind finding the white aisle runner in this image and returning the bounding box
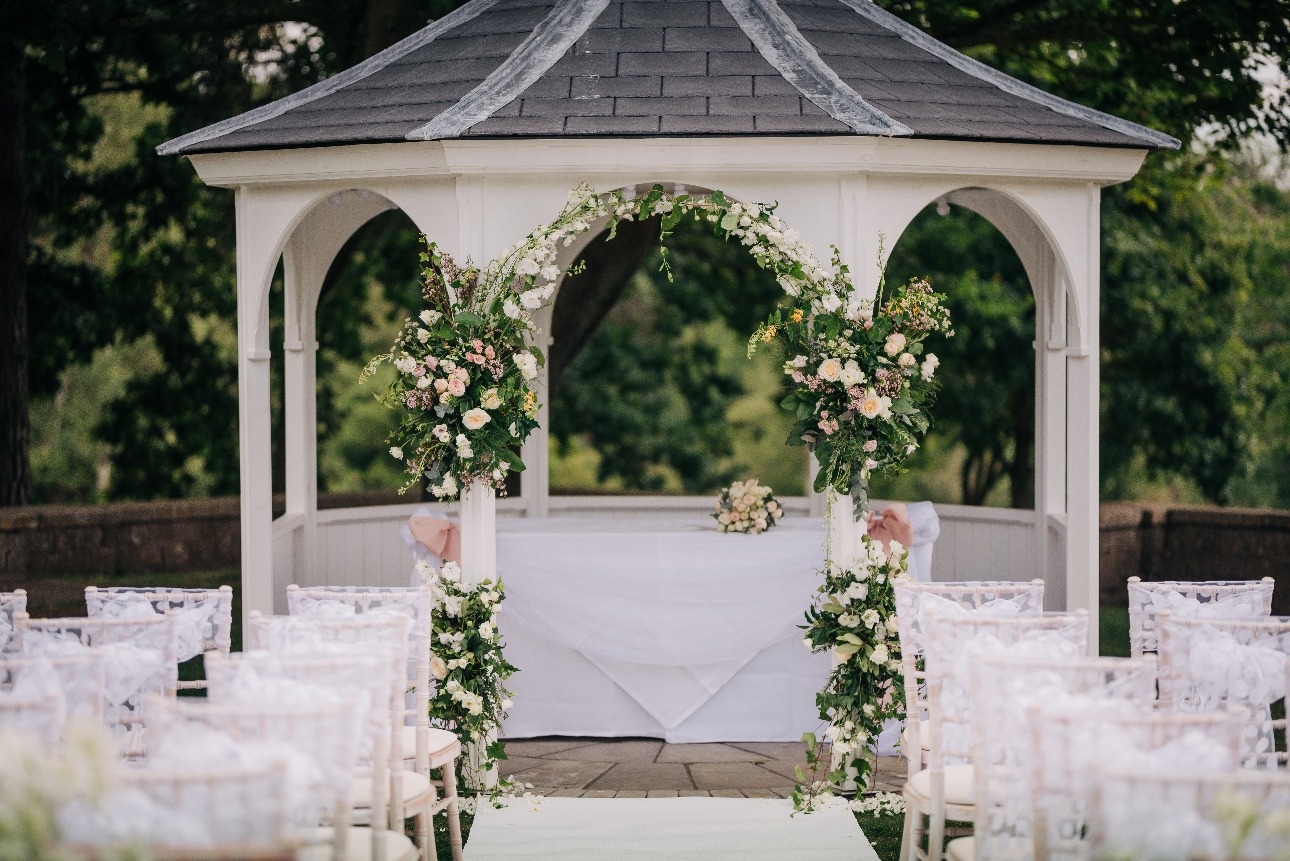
[463,797,877,861]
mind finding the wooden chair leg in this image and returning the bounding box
[415,810,431,861]
[444,761,463,861]
[899,802,916,861]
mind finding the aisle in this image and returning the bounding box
[463,796,877,861]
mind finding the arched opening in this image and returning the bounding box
[545,201,807,497]
[874,197,1037,509]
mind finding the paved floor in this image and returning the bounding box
[501,738,906,798]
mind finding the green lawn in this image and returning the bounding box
[1100,606,1131,657]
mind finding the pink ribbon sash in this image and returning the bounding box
[408,516,462,564]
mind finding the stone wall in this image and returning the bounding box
[1101,503,1290,614]
[0,490,407,580]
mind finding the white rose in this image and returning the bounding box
[429,656,448,680]
[870,645,889,665]
[885,616,900,633]
[479,622,494,640]
[858,389,883,419]
[820,293,842,313]
[817,358,843,382]
[540,264,560,282]
[394,357,417,374]
[389,447,403,460]
[516,257,540,277]
[898,352,916,368]
[432,475,458,498]
[440,560,461,582]
[433,424,450,443]
[861,609,880,628]
[884,333,906,356]
[840,360,864,386]
[480,388,502,410]
[503,300,521,319]
[513,352,538,380]
[462,408,491,431]
[417,328,430,343]
[419,309,441,325]
[416,375,432,389]
[921,353,939,381]
[520,289,543,310]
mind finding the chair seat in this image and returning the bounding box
[904,764,976,806]
[900,720,932,753]
[946,836,1031,861]
[300,827,416,861]
[352,771,433,809]
[400,726,461,767]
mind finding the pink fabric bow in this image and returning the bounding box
[866,503,914,551]
[408,516,462,565]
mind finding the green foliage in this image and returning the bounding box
[552,214,788,494]
[883,205,1034,508]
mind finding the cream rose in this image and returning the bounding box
[817,358,843,382]
[480,388,502,409]
[858,389,883,419]
[840,360,865,386]
[884,332,907,356]
[429,656,448,680]
[461,408,491,430]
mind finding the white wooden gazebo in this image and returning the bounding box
[160,0,1176,651]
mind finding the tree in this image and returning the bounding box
[3,0,461,504]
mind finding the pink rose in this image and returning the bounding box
[426,357,439,371]
[448,379,466,397]
[411,365,425,377]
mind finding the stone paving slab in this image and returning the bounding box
[553,740,663,763]
[656,743,763,763]
[501,737,908,796]
[690,762,789,790]
[586,762,694,791]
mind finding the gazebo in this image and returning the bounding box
[160,0,1177,651]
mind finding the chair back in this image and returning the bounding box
[286,585,435,774]
[147,694,362,861]
[0,589,27,653]
[16,612,179,746]
[86,585,233,664]
[1030,707,1245,861]
[967,654,1156,860]
[1127,577,1274,658]
[1091,766,1290,861]
[1157,612,1290,769]
[1,652,106,728]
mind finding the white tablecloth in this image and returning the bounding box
[496,516,835,741]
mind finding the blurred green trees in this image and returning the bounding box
[9,0,1290,508]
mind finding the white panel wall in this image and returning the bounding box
[272,499,1066,608]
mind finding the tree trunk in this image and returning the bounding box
[0,35,30,506]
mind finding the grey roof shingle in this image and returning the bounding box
[158,0,1178,156]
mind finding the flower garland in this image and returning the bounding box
[366,183,855,502]
[796,535,910,810]
[418,560,516,788]
[751,270,952,515]
[713,479,783,534]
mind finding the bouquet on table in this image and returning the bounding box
[713,479,783,534]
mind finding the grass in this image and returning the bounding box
[1100,606,1131,657]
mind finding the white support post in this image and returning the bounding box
[1066,184,1101,654]
[520,304,552,518]
[460,481,497,586]
[235,187,275,617]
[282,240,319,592]
[1034,243,1067,610]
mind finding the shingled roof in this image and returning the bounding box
[159,0,1179,156]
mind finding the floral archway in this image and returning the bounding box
[366,183,953,800]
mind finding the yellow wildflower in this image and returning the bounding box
[523,390,538,417]
[762,325,778,342]
[790,309,804,323]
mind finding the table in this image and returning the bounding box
[496,516,834,742]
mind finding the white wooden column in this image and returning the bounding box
[1035,243,1067,609]
[282,235,320,598]
[521,304,552,518]
[235,186,277,617]
[1066,183,1101,654]
[455,177,499,583]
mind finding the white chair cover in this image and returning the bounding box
[59,756,294,852]
[87,586,233,663]
[894,580,1046,658]
[1128,578,1274,658]
[1158,614,1290,769]
[0,590,26,654]
[0,656,66,747]
[1092,767,1290,861]
[967,654,1157,859]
